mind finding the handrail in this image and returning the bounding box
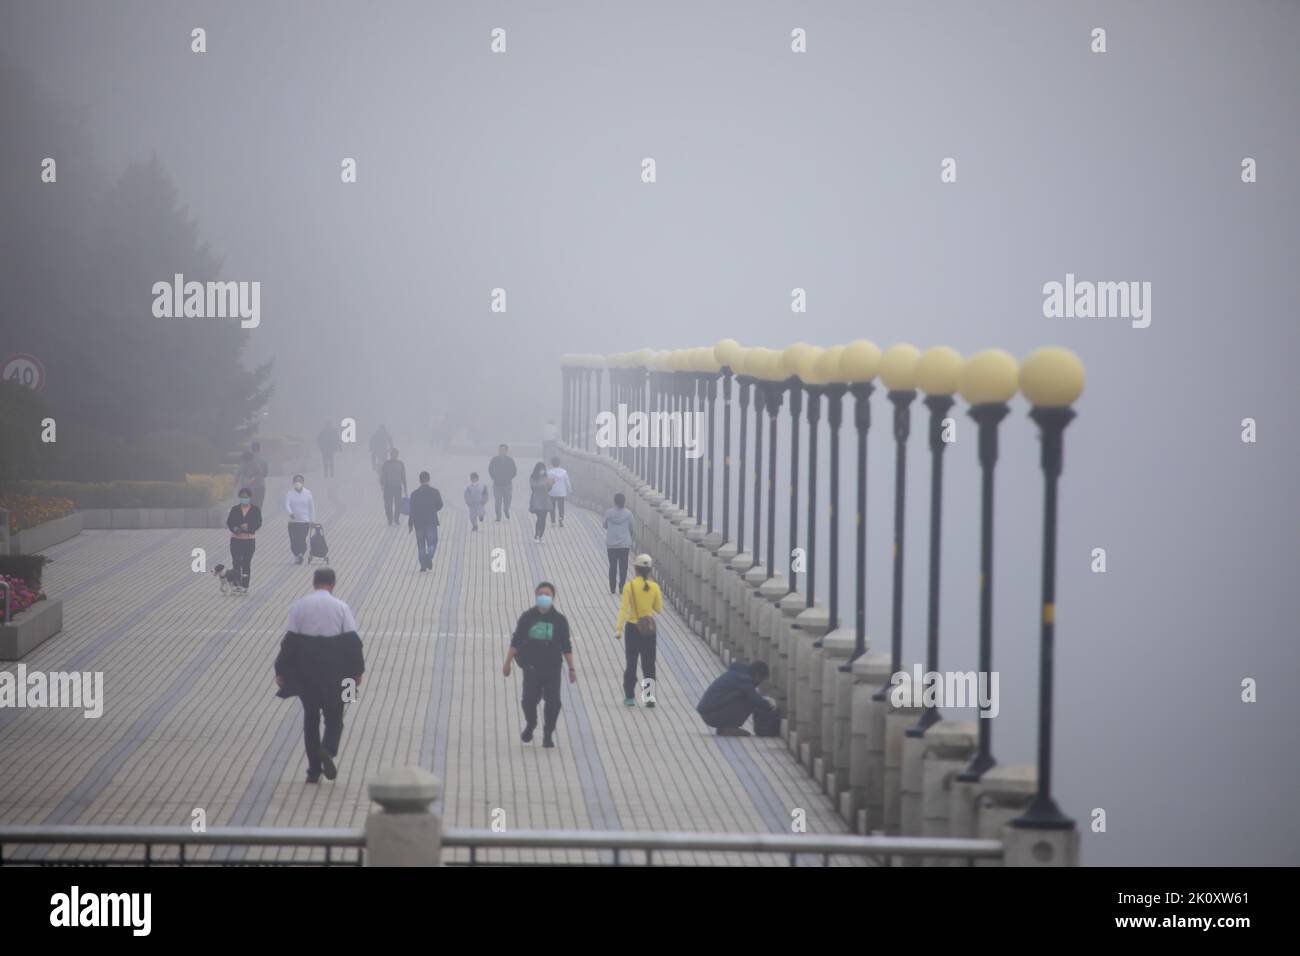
[0,824,1001,860]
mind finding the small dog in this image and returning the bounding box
[210,564,245,594]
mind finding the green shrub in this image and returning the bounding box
[135,430,221,479]
[6,478,221,509]
[39,424,135,482]
[0,382,53,482]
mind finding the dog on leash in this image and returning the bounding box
[210,563,245,594]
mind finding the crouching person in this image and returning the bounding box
[274,568,366,783]
[696,660,780,737]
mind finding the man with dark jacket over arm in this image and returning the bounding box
[697,661,779,737]
[379,448,407,526]
[488,444,517,521]
[274,568,366,783]
[501,582,576,749]
[408,471,443,571]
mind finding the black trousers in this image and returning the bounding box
[382,483,403,523]
[288,521,310,557]
[230,537,255,588]
[608,548,629,594]
[520,663,562,733]
[301,691,345,774]
[493,482,512,518]
[532,510,548,539]
[623,623,658,700]
[321,452,335,477]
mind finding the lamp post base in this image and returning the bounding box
[956,750,996,783]
[905,706,942,738]
[1010,794,1074,830]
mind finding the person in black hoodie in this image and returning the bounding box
[274,569,366,783]
[488,444,517,521]
[225,487,263,593]
[407,470,444,572]
[696,661,779,737]
[501,582,576,749]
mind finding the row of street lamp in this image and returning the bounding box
[558,340,1084,831]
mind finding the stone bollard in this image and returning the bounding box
[788,603,826,770]
[772,590,804,715]
[711,539,738,651]
[847,651,890,832]
[755,575,788,702]
[364,766,443,866]
[725,552,754,661]
[1002,821,1081,867]
[909,720,978,866]
[883,693,923,838]
[949,764,1038,867]
[817,628,856,799]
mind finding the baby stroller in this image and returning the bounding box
[307,523,330,565]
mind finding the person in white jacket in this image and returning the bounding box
[546,457,571,527]
[285,474,316,564]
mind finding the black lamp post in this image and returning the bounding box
[835,341,880,664]
[735,372,750,553]
[907,348,963,737]
[823,375,845,631]
[751,379,765,564]
[873,345,921,703]
[956,349,1020,783]
[1012,347,1085,830]
[763,379,783,582]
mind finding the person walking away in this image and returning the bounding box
[696,660,779,737]
[226,487,263,592]
[542,418,559,465]
[317,425,341,478]
[408,470,443,571]
[528,462,551,542]
[379,448,407,526]
[604,492,633,594]
[616,554,663,707]
[501,582,575,749]
[285,474,315,564]
[369,424,392,471]
[274,568,365,783]
[464,472,489,531]
[488,444,517,521]
[250,441,271,510]
[546,456,571,526]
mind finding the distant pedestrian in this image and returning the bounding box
[696,661,779,737]
[250,441,271,509]
[408,470,443,571]
[546,456,571,527]
[369,424,392,471]
[379,447,407,526]
[317,425,341,478]
[464,472,489,531]
[542,418,558,464]
[488,444,517,521]
[616,554,663,707]
[225,487,263,593]
[285,474,315,564]
[502,581,576,749]
[528,462,551,542]
[604,492,633,594]
[275,568,366,783]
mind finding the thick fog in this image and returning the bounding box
[3,0,1298,865]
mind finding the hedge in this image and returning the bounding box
[0,554,50,588]
[4,473,234,510]
[0,493,77,533]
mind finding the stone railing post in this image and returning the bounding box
[365,767,443,866]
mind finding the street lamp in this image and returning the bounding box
[714,339,744,545]
[955,348,1020,782]
[779,343,819,596]
[873,344,921,702]
[838,340,881,663]
[1012,347,1086,830]
[907,346,963,737]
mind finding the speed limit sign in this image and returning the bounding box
[2,353,45,391]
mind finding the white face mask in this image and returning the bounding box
[293,483,304,492]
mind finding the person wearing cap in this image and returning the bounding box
[616,554,664,707]
[285,474,315,564]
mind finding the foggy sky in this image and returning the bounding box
[3,0,1298,864]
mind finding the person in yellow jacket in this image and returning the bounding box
[617,554,663,707]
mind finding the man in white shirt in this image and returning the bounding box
[546,456,571,527]
[285,474,315,564]
[275,569,365,784]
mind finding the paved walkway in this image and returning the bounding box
[0,448,855,864]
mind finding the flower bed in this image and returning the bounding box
[4,475,231,510]
[0,492,77,534]
[0,572,45,624]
